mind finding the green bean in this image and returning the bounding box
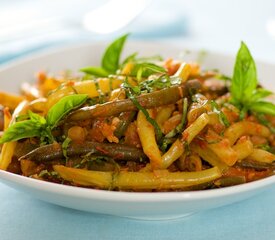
[235,159,275,170]
[114,112,136,139]
[67,80,201,121]
[53,165,221,190]
[19,141,147,162]
[214,176,246,187]
[164,98,188,138]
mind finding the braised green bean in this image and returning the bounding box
[67,80,201,121]
[114,112,136,139]
[19,141,147,162]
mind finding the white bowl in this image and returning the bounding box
[0,41,274,220]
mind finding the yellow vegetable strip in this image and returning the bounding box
[46,78,123,110]
[187,94,208,123]
[0,142,17,171]
[224,121,270,145]
[137,111,209,170]
[161,139,184,169]
[155,105,175,127]
[245,149,275,164]
[0,92,25,110]
[182,113,210,144]
[54,165,112,189]
[114,168,221,190]
[53,165,221,190]
[3,108,12,130]
[137,110,162,169]
[187,153,202,171]
[232,137,253,161]
[173,62,191,82]
[74,78,122,96]
[191,144,229,173]
[207,112,221,126]
[46,85,76,110]
[205,129,238,166]
[0,100,29,170]
[161,113,209,169]
[207,140,238,166]
[29,98,47,113]
[121,62,134,75]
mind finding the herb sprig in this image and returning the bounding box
[128,62,166,81]
[80,34,129,77]
[230,42,275,118]
[0,94,88,144]
[80,34,167,79]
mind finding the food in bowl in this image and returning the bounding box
[0,34,274,192]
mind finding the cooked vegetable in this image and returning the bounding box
[47,94,88,128]
[81,33,129,76]
[53,165,222,190]
[19,141,147,162]
[0,94,88,144]
[0,92,25,110]
[0,101,29,170]
[114,112,136,138]
[230,42,275,118]
[67,79,201,121]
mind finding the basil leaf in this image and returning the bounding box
[139,63,166,74]
[251,88,273,102]
[47,94,88,128]
[131,62,166,79]
[231,42,257,105]
[102,33,129,73]
[0,120,43,144]
[0,110,57,144]
[80,67,109,77]
[229,42,275,118]
[28,111,47,125]
[249,101,275,116]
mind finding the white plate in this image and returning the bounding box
[0,41,274,220]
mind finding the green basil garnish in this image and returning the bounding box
[249,101,275,116]
[102,34,129,72]
[47,94,88,128]
[80,34,166,79]
[0,119,44,144]
[230,42,275,118]
[80,34,129,77]
[0,94,88,144]
[231,41,258,106]
[122,78,163,144]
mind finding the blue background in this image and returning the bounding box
[1,182,275,240]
